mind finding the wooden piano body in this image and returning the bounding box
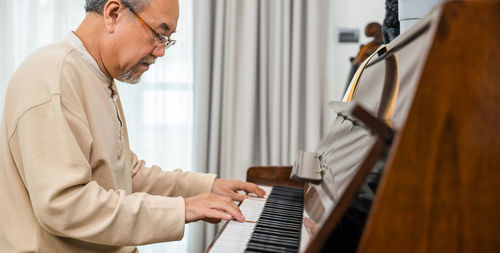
[209,1,500,252]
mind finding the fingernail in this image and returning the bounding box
[225,214,232,220]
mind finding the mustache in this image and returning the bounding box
[140,56,156,65]
[118,56,156,84]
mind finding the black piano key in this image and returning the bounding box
[251,232,300,242]
[253,231,300,240]
[247,241,296,253]
[269,193,301,199]
[252,227,300,239]
[262,203,301,208]
[269,195,302,200]
[266,199,303,206]
[257,222,301,230]
[272,185,303,193]
[263,202,302,207]
[260,210,302,217]
[267,195,302,200]
[257,218,302,226]
[259,215,302,224]
[244,185,304,253]
[249,236,299,249]
[253,226,301,238]
[262,203,303,210]
[262,207,302,213]
[261,206,302,213]
[254,224,299,232]
[260,210,302,218]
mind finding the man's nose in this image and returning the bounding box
[152,45,166,57]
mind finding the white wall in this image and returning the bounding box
[327,0,386,102]
[321,0,386,130]
[399,0,443,33]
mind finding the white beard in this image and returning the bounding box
[118,56,156,84]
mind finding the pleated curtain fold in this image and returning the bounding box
[191,0,333,251]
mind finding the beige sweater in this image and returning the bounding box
[0,33,216,252]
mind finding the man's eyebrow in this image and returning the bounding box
[160,23,176,33]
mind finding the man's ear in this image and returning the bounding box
[102,0,123,33]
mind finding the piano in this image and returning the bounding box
[207,1,500,252]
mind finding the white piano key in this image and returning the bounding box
[210,185,271,253]
[210,221,256,253]
[260,185,273,196]
[239,198,266,222]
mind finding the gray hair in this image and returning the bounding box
[85,0,150,14]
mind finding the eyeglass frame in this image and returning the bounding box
[122,1,176,49]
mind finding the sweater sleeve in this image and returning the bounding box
[130,152,217,197]
[9,96,186,246]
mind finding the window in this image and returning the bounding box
[117,1,194,252]
[1,1,194,252]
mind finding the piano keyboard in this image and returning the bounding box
[210,185,304,253]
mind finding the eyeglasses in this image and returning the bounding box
[122,1,176,49]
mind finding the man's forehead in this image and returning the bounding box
[141,0,179,33]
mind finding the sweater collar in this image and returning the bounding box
[64,32,112,85]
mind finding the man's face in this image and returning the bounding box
[107,0,179,84]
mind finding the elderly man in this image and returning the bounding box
[0,0,265,252]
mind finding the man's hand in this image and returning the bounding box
[184,193,245,223]
[211,179,266,202]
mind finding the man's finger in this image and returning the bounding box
[231,191,247,202]
[202,218,222,224]
[254,185,266,197]
[226,198,245,222]
[211,195,245,222]
[205,208,232,221]
[239,182,266,198]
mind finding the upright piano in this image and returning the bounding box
[207,1,500,252]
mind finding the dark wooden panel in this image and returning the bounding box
[358,1,500,253]
[246,166,304,188]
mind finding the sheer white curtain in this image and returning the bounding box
[0,0,86,116]
[0,1,194,252]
